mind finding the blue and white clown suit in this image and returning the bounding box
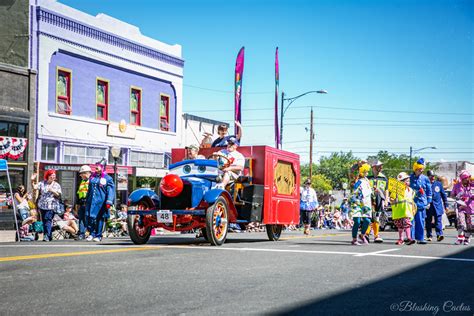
[409,159,432,242]
[85,165,115,239]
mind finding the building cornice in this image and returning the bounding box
[39,32,183,79]
[36,6,184,68]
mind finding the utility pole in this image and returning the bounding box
[309,108,314,179]
[409,146,412,171]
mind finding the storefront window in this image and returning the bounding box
[0,122,28,162]
[130,151,164,169]
[41,142,57,162]
[63,145,106,164]
[0,122,8,135]
[0,166,26,211]
[0,122,27,138]
[17,124,26,138]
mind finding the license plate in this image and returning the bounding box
[157,210,173,223]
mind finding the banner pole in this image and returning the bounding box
[7,167,20,242]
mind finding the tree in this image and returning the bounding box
[315,151,359,189]
[299,169,333,193]
[311,174,333,192]
[301,150,438,191]
[367,151,438,179]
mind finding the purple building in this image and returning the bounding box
[30,0,184,202]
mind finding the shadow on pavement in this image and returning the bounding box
[272,247,474,316]
[106,235,271,246]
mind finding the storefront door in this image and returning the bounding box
[59,171,76,205]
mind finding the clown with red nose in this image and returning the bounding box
[85,158,115,242]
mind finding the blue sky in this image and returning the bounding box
[60,0,473,163]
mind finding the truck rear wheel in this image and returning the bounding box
[266,224,283,241]
[127,201,152,245]
[205,196,228,246]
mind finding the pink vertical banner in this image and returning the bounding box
[234,47,245,136]
[275,47,280,149]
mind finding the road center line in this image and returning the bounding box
[354,248,400,257]
[0,247,156,263]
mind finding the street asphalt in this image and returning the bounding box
[0,227,472,315]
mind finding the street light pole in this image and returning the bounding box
[279,89,327,148]
[110,146,121,208]
[309,108,314,179]
[113,158,118,205]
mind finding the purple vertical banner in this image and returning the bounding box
[234,47,245,136]
[275,47,280,149]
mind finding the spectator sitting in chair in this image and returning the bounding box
[213,136,245,189]
[54,204,78,238]
[14,185,35,226]
[117,204,128,235]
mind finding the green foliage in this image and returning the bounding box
[306,151,359,190]
[301,151,438,190]
[310,174,333,192]
[367,151,438,179]
[300,171,333,193]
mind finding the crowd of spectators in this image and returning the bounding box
[13,181,128,241]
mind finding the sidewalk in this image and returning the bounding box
[0,230,17,242]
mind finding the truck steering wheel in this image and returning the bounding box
[207,153,231,169]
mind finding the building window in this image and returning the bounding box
[130,88,141,126]
[41,142,57,162]
[160,95,170,131]
[130,151,164,169]
[96,79,109,121]
[0,122,27,138]
[63,145,106,164]
[56,68,72,115]
[0,122,28,162]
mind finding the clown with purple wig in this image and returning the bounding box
[85,158,115,242]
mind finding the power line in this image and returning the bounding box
[284,145,470,150]
[244,122,473,127]
[294,151,473,154]
[220,117,473,124]
[186,105,472,116]
[183,83,272,95]
[283,139,472,144]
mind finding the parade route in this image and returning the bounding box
[1,229,472,315]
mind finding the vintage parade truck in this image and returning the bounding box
[126,146,300,246]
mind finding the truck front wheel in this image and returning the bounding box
[205,196,229,246]
[127,201,152,245]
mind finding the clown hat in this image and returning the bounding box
[413,158,425,171]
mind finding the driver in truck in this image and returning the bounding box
[213,136,245,189]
